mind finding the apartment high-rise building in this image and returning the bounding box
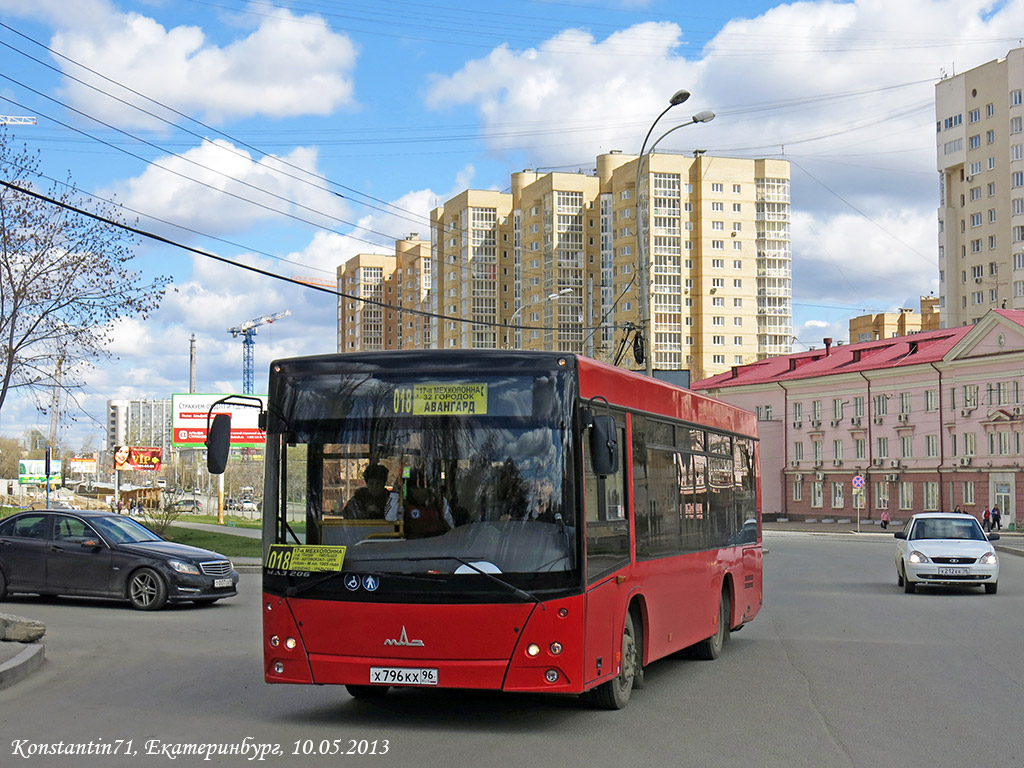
[336,253,396,353]
[338,153,791,379]
[105,399,172,452]
[936,47,1024,327]
[848,296,940,343]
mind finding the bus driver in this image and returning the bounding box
[341,464,392,519]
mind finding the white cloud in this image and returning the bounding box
[107,140,347,236]
[37,4,358,126]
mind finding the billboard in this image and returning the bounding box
[172,393,267,447]
[18,460,62,486]
[113,446,163,472]
[69,457,98,474]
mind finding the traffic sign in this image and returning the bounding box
[852,475,865,489]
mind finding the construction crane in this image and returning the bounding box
[0,116,37,125]
[228,310,290,394]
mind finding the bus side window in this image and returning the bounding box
[584,424,629,583]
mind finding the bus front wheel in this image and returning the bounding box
[590,611,638,710]
[693,591,730,660]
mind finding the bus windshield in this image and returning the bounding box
[264,368,578,594]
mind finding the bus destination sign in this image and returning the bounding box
[393,383,488,416]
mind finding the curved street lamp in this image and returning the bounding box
[635,98,716,376]
[503,287,574,348]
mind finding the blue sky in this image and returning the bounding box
[1,0,1022,449]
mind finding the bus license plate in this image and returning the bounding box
[370,667,438,686]
[937,567,968,576]
[214,578,233,588]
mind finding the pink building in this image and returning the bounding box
[693,309,1024,530]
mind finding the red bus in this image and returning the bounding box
[236,350,761,709]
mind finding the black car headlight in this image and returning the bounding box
[168,559,200,575]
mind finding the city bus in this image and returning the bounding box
[227,350,761,709]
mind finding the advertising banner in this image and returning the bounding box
[172,393,267,447]
[69,457,98,474]
[113,446,163,472]
[18,459,62,486]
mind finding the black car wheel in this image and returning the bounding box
[128,567,169,611]
[0,568,7,601]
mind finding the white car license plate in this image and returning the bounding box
[214,578,233,588]
[370,667,438,686]
[937,567,968,576]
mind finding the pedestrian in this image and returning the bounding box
[953,504,963,514]
[983,507,991,531]
[880,510,891,530]
[991,505,1002,531]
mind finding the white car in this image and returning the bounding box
[894,513,999,594]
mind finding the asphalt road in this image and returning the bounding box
[1,532,1021,768]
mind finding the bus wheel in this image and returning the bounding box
[346,684,389,701]
[590,612,637,710]
[693,591,730,661]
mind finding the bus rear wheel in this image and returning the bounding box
[590,612,637,710]
[693,591,730,661]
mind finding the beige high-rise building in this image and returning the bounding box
[848,296,940,343]
[936,48,1024,327]
[336,252,395,352]
[338,153,791,380]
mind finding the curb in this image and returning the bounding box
[0,643,45,691]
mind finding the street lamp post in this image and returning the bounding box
[636,92,715,376]
[503,288,574,349]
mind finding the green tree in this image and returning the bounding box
[0,130,169,421]
[0,435,25,478]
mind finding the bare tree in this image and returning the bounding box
[0,130,169,420]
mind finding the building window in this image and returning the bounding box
[926,434,938,458]
[832,439,843,461]
[923,482,939,511]
[792,480,802,502]
[711,183,724,193]
[1013,89,1023,106]
[875,482,889,510]
[811,482,823,509]
[793,440,803,460]
[898,482,913,511]
[963,481,975,505]
[876,437,889,458]
[854,438,866,460]
[831,482,844,510]
[901,436,917,460]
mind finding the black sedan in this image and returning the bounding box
[0,510,238,610]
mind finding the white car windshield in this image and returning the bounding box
[911,518,987,541]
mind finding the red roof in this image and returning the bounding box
[692,326,976,390]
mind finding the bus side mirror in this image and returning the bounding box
[589,414,619,477]
[206,413,232,475]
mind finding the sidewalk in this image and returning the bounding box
[764,518,1024,557]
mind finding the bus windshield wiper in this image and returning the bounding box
[398,555,546,610]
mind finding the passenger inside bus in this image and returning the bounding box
[401,468,455,539]
[339,464,392,519]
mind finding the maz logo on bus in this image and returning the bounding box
[383,626,425,647]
